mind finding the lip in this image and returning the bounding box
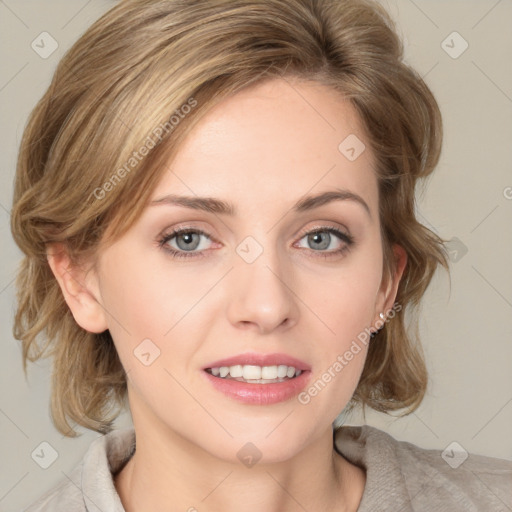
[202,369,311,405]
[203,352,311,371]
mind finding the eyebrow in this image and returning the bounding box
[150,189,371,218]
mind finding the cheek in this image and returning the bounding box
[96,243,237,400]
[314,244,383,344]
[95,245,205,370]
[300,242,382,402]
[298,283,377,420]
[327,278,379,346]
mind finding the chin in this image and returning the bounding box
[196,418,320,465]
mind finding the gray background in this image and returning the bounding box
[1,0,511,510]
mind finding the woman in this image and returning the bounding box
[11,0,511,510]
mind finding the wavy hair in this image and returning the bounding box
[11,0,448,436]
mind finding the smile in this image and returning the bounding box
[203,369,310,404]
[205,364,302,384]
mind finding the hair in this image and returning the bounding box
[11,0,448,437]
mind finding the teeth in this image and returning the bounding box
[207,364,303,381]
[229,365,243,378]
[243,365,261,380]
[261,366,277,379]
[277,365,288,378]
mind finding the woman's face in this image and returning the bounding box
[88,77,402,463]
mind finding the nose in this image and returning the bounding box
[225,247,299,335]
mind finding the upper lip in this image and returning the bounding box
[204,352,311,371]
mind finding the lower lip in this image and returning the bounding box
[202,370,311,405]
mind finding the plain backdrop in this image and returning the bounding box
[1,0,511,510]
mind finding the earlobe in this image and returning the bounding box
[374,244,407,323]
[46,243,108,333]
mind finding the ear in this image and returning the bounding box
[373,244,407,325]
[46,243,108,333]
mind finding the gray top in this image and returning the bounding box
[24,425,512,511]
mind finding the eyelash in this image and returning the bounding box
[157,225,354,260]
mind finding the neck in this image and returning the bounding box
[115,400,365,512]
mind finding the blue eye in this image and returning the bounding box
[158,228,213,259]
[295,227,354,258]
[158,226,354,260]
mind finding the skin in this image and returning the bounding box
[48,77,406,512]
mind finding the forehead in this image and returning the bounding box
[152,77,377,215]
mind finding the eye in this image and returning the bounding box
[158,228,215,259]
[158,225,354,260]
[294,226,354,259]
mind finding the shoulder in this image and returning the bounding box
[334,424,512,512]
[23,428,135,512]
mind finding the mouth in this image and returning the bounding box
[202,353,311,404]
[205,364,303,384]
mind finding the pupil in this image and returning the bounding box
[177,232,199,250]
[309,231,329,250]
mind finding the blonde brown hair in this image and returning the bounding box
[11,0,448,436]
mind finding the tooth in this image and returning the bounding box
[277,365,288,378]
[286,366,296,378]
[261,366,278,379]
[243,365,262,380]
[212,363,303,380]
[229,365,243,378]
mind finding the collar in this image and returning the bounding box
[76,424,413,512]
[334,424,413,512]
